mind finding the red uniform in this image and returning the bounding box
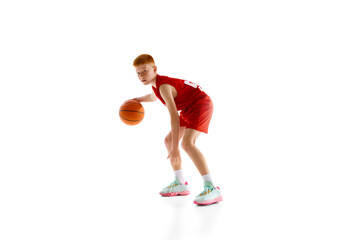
[152,74,213,134]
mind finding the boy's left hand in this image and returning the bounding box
[167,148,181,165]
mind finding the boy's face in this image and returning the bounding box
[135,63,157,85]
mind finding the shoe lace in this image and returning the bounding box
[200,186,213,196]
[168,181,179,194]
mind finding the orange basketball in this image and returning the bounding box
[119,100,145,125]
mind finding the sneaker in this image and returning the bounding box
[159,177,190,197]
[193,181,223,205]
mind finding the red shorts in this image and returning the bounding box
[179,95,214,134]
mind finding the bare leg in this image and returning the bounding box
[164,126,186,170]
[181,129,210,176]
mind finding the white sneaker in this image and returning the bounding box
[193,181,223,205]
[159,177,190,197]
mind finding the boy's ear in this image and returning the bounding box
[153,65,157,73]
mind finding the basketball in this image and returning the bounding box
[119,100,145,125]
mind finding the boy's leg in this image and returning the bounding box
[159,126,190,196]
[181,129,210,176]
[182,128,223,205]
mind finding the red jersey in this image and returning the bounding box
[152,74,208,111]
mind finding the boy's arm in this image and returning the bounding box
[132,92,157,102]
[159,84,180,149]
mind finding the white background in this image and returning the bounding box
[1,0,359,239]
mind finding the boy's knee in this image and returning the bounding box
[181,140,194,152]
[164,135,172,147]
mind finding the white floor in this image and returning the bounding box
[1,140,359,240]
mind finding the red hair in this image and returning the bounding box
[133,54,155,66]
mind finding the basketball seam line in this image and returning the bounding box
[120,115,144,122]
[120,110,144,114]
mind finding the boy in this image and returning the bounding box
[130,54,223,205]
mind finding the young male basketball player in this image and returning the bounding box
[130,54,223,205]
